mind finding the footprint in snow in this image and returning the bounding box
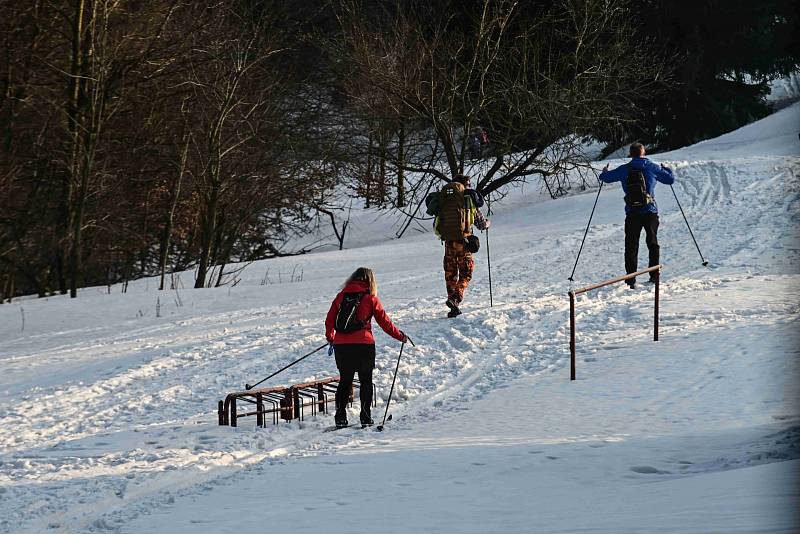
[630,465,671,475]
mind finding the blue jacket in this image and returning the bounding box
[599,157,675,214]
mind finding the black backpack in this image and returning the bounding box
[425,191,440,215]
[624,166,654,208]
[335,292,367,333]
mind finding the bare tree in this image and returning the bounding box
[180,7,286,288]
[330,0,666,198]
[0,1,335,299]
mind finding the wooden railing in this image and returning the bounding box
[568,265,661,380]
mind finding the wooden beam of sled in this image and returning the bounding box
[568,265,661,381]
[218,376,376,428]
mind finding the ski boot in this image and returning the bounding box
[334,404,349,428]
[446,298,462,318]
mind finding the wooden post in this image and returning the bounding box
[317,383,325,413]
[293,388,301,420]
[230,398,237,427]
[280,389,293,421]
[654,270,660,341]
[256,393,264,427]
[569,292,576,381]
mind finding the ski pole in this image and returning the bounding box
[486,226,493,307]
[670,184,709,266]
[568,180,604,281]
[486,196,493,307]
[245,343,327,390]
[376,336,414,432]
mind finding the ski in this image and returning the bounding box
[322,424,372,433]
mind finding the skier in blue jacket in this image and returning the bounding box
[599,142,674,288]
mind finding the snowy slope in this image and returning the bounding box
[769,72,800,106]
[0,104,799,533]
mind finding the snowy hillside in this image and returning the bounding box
[769,72,800,107]
[1,104,799,533]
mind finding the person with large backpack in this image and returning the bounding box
[325,267,407,428]
[425,174,490,317]
[599,142,675,288]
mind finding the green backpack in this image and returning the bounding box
[436,182,468,241]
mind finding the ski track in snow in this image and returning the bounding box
[0,108,799,532]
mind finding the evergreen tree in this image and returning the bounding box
[638,0,799,150]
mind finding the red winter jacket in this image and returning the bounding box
[325,280,404,345]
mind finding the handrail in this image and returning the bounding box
[569,265,661,296]
[568,265,661,381]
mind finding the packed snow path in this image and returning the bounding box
[1,104,798,532]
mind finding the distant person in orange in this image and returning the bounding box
[426,174,490,317]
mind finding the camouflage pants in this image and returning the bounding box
[443,240,474,303]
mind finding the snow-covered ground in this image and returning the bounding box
[1,104,799,533]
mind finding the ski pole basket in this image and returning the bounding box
[568,265,661,381]
[218,376,376,428]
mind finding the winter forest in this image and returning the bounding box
[2,0,797,301]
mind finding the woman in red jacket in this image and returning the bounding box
[325,267,406,428]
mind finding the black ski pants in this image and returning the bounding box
[334,343,375,420]
[624,212,660,281]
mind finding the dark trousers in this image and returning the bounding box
[624,212,660,281]
[334,344,376,421]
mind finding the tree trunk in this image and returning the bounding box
[159,135,188,290]
[378,130,387,205]
[65,0,86,297]
[68,0,103,298]
[396,126,405,208]
[139,190,151,275]
[194,185,218,288]
[364,132,373,208]
[69,151,91,298]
